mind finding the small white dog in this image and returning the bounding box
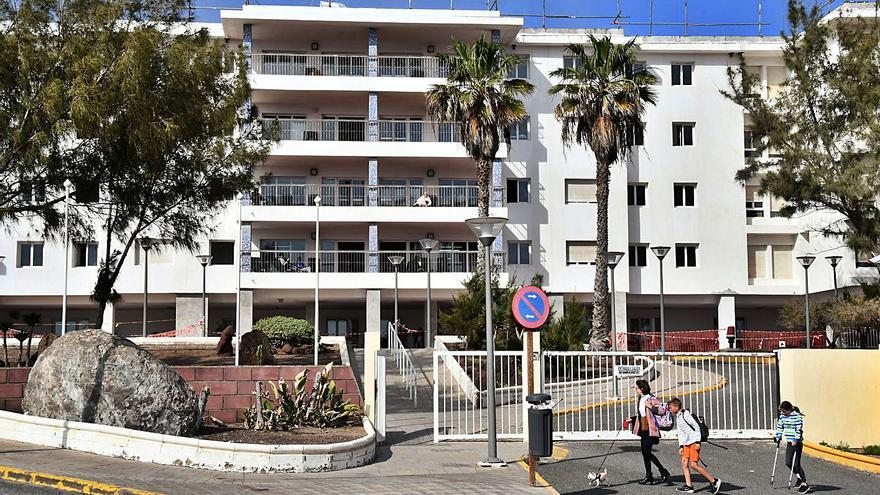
[586,468,608,486]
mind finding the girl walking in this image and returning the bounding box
[624,379,670,485]
[776,401,811,493]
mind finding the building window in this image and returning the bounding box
[671,63,693,86]
[744,129,758,157]
[629,244,647,267]
[627,184,646,206]
[566,241,597,265]
[626,124,645,146]
[210,241,235,265]
[673,183,696,207]
[508,241,531,265]
[326,319,352,337]
[630,317,660,332]
[73,180,100,204]
[747,245,767,279]
[675,244,698,267]
[625,61,648,79]
[507,56,529,79]
[563,56,581,70]
[73,242,98,267]
[508,117,529,140]
[767,66,787,99]
[565,179,596,204]
[506,178,530,203]
[18,242,44,267]
[672,123,694,146]
[772,245,793,279]
[745,186,764,217]
[748,244,794,280]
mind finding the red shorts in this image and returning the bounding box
[681,443,701,462]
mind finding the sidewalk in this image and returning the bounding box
[0,439,542,494]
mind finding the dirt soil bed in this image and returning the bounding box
[196,423,364,445]
[149,349,341,366]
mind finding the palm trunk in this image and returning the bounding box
[590,160,611,350]
[475,158,492,274]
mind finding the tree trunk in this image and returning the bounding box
[590,159,611,350]
[475,158,492,274]
[25,330,34,365]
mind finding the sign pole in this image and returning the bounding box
[526,328,536,487]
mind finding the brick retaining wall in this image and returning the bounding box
[0,365,361,425]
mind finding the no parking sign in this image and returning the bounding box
[512,286,550,329]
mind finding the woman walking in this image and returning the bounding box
[624,379,671,485]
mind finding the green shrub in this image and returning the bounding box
[820,441,853,452]
[864,445,880,456]
[253,316,313,347]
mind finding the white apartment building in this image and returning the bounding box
[0,4,875,344]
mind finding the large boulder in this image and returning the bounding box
[22,330,199,436]
[216,325,234,356]
[238,330,276,365]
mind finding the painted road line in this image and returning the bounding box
[516,456,561,495]
[0,465,163,495]
[803,441,880,474]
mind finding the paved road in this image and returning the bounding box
[0,480,65,494]
[538,439,879,494]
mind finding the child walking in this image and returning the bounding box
[776,401,811,493]
[667,398,722,494]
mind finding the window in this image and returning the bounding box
[73,242,98,267]
[73,180,100,204]
[772,245,793,279]
[747,245,767,279]
[675,244,697,267]
[507,56,528,79]
[625,61,648,79]
[745,186,764,217]
[18,242,44,267]
[629,244,647,267]
[54,320,91,334]
[507,241,531,265]
[673,183,696,207]
[326,319,352,337]
[566,241,597,265]
[506,178,530,203]
[563,56,581,70]
[210,241,235,265]
[565,179,596,204]
[744,129,758,157]
[627,184,646,206]
[508,117,529,140]
[672,123,694,146]
[770,196,787,217]
[671,63,693,86]
[767,67,787,99]
[630,317,660,332]
[626,124,645,146]
[21,182,46,205]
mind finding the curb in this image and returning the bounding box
[515,457,561,494]
[802,441,880,474]
[1,465,163,495]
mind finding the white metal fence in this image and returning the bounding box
[388,323,419,406]
[251,54,449,78]
[432,350,778,442]
[837,328,880,349]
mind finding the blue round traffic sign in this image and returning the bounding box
[512,286,550,329]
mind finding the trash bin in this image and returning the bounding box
[526,393,553,458]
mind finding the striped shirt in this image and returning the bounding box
[775,412,804,443]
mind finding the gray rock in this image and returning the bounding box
[216,325,234,355]
[22,330,199,436]
[238,330,276,365]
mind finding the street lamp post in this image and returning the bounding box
[797,255,816,349]
[61,179,73,336]
[235,193,243,367]
[314,195,321,366]
[420,239,439,348]
[141,237,155,338]
[650,246,671,353]
[825,255,842,301]
[465,216,507,468]
[388,255,405,347]
[603,251,625,398]
[196,254,213,336]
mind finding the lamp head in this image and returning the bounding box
[63,179,74,191]
[796,255,816,269]
[140,237,155,251]
[604,251,625,269]
[650,245,671,260]
[388,255,405,266]
[825,255,842,268]
[465,216,508,247]
[196,254,213,267]
[419,238,439,253]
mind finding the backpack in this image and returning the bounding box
[684,409,710,442]
[654,407,675,431]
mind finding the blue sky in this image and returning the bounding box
[193,1,849,36]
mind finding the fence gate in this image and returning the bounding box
[545,351,778,440]
[433,350,524,442]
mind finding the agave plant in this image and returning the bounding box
[244,363,360,430]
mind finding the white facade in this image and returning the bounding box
[0,5,874,341]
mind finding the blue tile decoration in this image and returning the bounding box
[368,92,378,142]
[240,222,252,273]
[243,24,252,73]
[492,160,503,207]
[368,28,378,77]
[368,159,378,206]
[368,223,378,272]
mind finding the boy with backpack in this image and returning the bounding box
[667,398,722,494]
[776,401,811,493]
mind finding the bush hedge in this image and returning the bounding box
[253,316,313,347]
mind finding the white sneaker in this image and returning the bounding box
[711,479,722,494]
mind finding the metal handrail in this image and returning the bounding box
[250,53,449,78]
[388,321,419,406]
[251,249,503,273]
[260,118,460,143]
[251,184,479,207]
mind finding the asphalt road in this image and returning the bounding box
[538,440,879,494]
[0,480,65,494]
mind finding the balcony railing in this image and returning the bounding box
[250,250,504,273]
[251,54,449,78]
[250,184,480,208]
[260,118,460,143]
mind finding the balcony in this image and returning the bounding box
[251,184,478,208]
[261,118,460,143]
[249,250,503,274]
[252,54,449,78]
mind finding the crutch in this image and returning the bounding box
[787,447,799,490]
[770,440,780,486]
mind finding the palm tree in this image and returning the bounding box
[426,35,534,218]
[549,37,657,350]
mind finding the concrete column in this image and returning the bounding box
[363,289,382,423]
[717,295,736,350]
[100,301,116,334]
[240,222,252,273]
[368,158,378,206]
[491,160,504,253]
[368,93,378,143]
[240,289,254,334]
[175,295,204,332]
[368,223,379,273]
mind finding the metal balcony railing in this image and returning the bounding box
[250,250,504,274]
[260,118,460,143]
[251,54,450,78]
[250,184,482,208]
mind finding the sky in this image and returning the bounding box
[191,0,854,37]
